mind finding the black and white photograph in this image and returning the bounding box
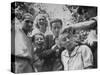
[11,1,97,73]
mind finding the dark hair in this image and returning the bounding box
[32,33,45,42]
[50,19,63,29]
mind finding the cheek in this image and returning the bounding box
[40,25,46,29]
[60,41,67,47]
[34,40,38,44]
[52,29,55,33]
[54,30,59,34]
[68,41,76,48]
[40,40,45,43]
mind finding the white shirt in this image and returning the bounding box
[61,45,93,70]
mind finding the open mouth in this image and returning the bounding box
[39,22,46,25]
[37,42,44,46]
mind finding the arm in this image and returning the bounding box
[81,45,93,69]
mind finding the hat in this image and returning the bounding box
[22,13,33,21]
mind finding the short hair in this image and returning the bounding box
[32,32,45,43]
[50,19,63,29]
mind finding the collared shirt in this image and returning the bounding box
[61,45,93,70]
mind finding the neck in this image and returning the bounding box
[54,34,59,39]
[66,45,76,56]
[68,50,73,56]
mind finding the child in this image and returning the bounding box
[58,27,93,70]
[32,32,55,72]
[32,33,46,72]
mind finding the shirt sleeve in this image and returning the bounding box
[81,45,93,68]
[61,51,65,67]
[61,50,69,70]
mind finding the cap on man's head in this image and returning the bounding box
[22,13,33,21]
[50,18,63,28]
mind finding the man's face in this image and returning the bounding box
[59,34,77,51]
[51,22,62,37]
[34,34,45,47]
[38,17,47,33]
[24,19,33,32]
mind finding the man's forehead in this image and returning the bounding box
[52,22,61,26]
[35,34,43,38]
[39,16,46,19]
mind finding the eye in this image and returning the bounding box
[62,38,66,41]
[40,38,43,41]
[26,20,33,24]
[35,38,39,41]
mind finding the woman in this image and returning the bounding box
[31,13,49,36]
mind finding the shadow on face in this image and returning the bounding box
[58,34,78,51]
[51,22,62,37]
[37,16,48,33]
[34,34,45,47]
[22,19,33,34]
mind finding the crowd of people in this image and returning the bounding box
[11,3,97,73]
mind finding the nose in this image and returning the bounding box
[38,38,41,42]
[55,28,59,32]
[40,19,43,22]
[66,38,70,42]
[28,22,32,27]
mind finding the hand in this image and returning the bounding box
[51,44,59,51]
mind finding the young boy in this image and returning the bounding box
[32,33,46,72]
[46,18,63,49]
[45,18,64,71]
[32,32,55,72]
[58,27,93,70]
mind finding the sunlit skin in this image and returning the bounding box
[51,22,62,38]
[37,16,48,33]
[24,20,33,32]
[22,19,33,35]
[34,34,45,48]
[59,34,78,56]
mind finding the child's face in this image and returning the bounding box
[34,34,45,47]
[51,22,62,37]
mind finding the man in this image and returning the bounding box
[46,18,63,49]
[45,18,64,71]
[22,13,34,37]
[59,27,93,70]
[13,13,34,73]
